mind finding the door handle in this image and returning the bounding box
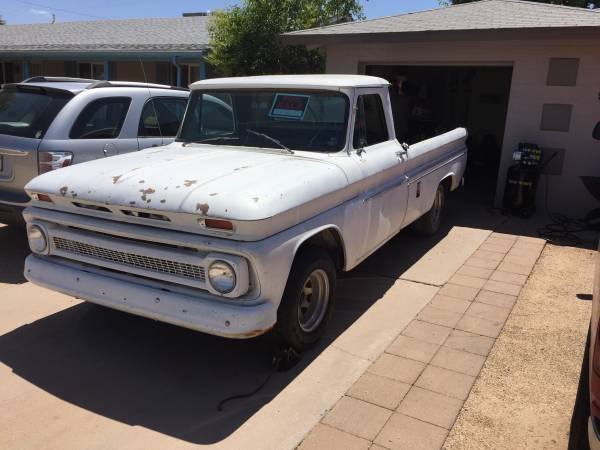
[0,148,29,157]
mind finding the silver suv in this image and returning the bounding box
[0,76,189,224]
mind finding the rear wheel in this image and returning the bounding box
[413,183,445,236]
[275,248,336,352]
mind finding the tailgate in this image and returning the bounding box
[0,135,41,204]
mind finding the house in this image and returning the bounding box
[284,0,600,216]
[0,14,211,87]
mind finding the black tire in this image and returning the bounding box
[275,247,336,352]
[569,327,591,450]
[412,183,446,236]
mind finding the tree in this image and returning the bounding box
[442,0,593,6]
[207,0,365,77]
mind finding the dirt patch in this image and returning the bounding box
[444,244,594,449]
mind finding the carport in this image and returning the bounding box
[284,0,600,217]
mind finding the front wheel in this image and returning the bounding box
[412,183,446,236]
[275,248,336,352]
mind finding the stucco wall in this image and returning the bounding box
[325,38,600,217]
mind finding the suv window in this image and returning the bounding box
[0,87,71,139]
[139,97,187,137]
[353,94,389,148]
[70,97,131,139]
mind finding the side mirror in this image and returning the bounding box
[593,122,600,141]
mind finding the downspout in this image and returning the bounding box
[23,58,31,80]
[172,56,182,87]
[199,51,207,80]
[103,61,110,81]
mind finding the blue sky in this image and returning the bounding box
[2,0,440,24]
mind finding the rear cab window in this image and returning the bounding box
[138,97,188,137]
[70,97,132,139]
[0,86,72,139]
[353,94,389,148]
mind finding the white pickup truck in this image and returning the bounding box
[22,75,467,350]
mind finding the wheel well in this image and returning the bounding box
[441,175,454,192]
[297,228,345,270]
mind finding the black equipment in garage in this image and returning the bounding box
[503,143,543,218]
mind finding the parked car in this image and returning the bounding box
[0,76,189,224]
[569,242,600,450]
[21,75,467,350]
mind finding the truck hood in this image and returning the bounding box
[25,144,350,223]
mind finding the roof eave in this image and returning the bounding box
[283,26,600,46]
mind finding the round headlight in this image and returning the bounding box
[27,225,47,254]
[208,260,236,294]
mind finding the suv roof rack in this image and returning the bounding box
[86,80,188,91]
[23,76,96,83]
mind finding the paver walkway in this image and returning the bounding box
[297,232,546,450]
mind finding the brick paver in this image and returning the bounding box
[297,234,545,450]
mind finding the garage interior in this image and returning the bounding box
[365,65,513,203]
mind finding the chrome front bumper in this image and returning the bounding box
[24,254,276,339]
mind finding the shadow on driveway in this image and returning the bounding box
[0,190,514,444]
[0,223,29,285]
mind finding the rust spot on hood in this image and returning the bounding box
[196,203,210,215]
[59,186,68,196]
[184,180,198,187]
[112,175,122,184]
[139,188,156,202]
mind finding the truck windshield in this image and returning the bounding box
[0,87,72,139]
[178,90,350,152]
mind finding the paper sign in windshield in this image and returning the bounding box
[269,94,310,120]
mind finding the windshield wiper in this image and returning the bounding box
[182,136,240,146]
[245,129,294,154]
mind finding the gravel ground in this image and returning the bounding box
[444,244,595,450]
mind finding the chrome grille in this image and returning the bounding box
[53,236,206,282]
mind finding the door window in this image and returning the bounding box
[70,97,131,139]
[353,94,389,148]
[138,97,187,137]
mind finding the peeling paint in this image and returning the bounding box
[210,193,218,197]
[59,186,68,196]
[139,188,156,202]
[184,180,198,187]
[112,175,122,184]
[196,203,210,215]
[139,180,145,184]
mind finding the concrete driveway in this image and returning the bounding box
[0,193,532,449]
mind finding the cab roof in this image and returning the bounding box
[190,74,390,91]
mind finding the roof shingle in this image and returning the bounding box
[0,16,210,53]
[286,0,600,37]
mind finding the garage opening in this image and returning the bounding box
[365,65,513,203]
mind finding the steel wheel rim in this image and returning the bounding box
[432,188,443,227]
[298,269,330,333]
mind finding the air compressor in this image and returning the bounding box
[502,143,543,218]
